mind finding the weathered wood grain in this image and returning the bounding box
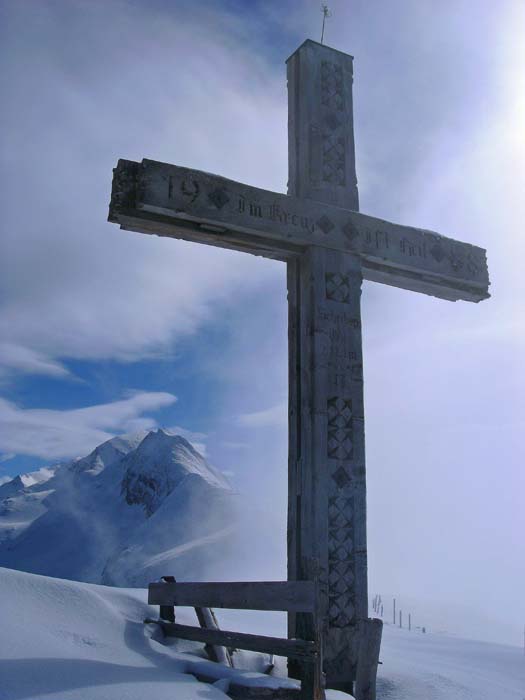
[195,606,233,667]
[148,581,317,612]
[150,621,318,660]
[354,619,383,700]
[109,159,489,303]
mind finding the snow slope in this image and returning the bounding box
[0,430,238,586]
[0,566,316,700]
[0,567,523,700]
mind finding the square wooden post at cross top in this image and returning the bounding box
[107,39,490,694]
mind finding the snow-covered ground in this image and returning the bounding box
[0,567,523,700]
[376,623,525,700]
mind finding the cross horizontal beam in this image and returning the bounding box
[109,158,489,303]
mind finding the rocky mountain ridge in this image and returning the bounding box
[0,429,237,586]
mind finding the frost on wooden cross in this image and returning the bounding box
[108,39,489,692]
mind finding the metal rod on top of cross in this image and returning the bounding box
[320,4,331,44]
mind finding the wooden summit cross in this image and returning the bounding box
[108,40,489,691]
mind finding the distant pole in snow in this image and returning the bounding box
[393,598,396,625]
[409,613,411,631]
[399,610,402,628]
[381,604,384,617]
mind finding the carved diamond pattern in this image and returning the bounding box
[208,188,229,209]
[322,134,345,186]
[329,539,352,561]
[328,597,355,628]
[329,561,354,589]
[328,492,355,627]
[320,61,346,187]
[332,464,351,489]
[330,511,348,529]
[317,215,335,235]
[325,272,350,303]
[321,61,344,111]
[329,526,351,544]
[328,495,353,524]
[325,112,342,131]
[328,431,353,460]
[328,397,352,427]
[342,220,360,243]
[330,576,351,595]
[327,397,353,460]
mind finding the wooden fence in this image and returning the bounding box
[147,579,324,700]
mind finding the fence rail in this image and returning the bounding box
[148,580,318,613]
[147,620,318,660]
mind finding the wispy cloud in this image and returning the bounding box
[237,402,287,428]
[0,392,177,461]
[0,343,72,380]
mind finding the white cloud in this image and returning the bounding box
[0,392,177,461]
[0,1,285,378]
[0,343,71,380]
[237,402,287,429]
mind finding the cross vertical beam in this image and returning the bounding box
[287,40,359,211]
[287,40,367,691]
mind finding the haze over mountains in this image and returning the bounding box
[0,430,238,586]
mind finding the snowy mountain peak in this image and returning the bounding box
[0,429,236,586]
[121,430,229,516]
[0,466,56,497]
[70,431,149,475]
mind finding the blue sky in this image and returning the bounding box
[1,0,524,645]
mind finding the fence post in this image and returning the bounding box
[194,606,233,667]
[159,576,176,623]
[355,618,383,700]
